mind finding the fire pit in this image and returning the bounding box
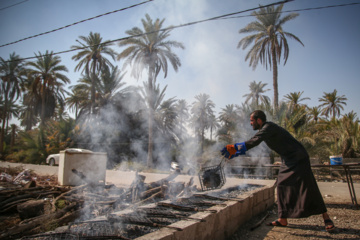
[26,183,273,240]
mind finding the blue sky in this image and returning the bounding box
[1,0,359,120]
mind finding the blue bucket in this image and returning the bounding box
[330,155,343,165]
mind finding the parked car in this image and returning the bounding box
[170,161,197,175]
[45,148,92,166]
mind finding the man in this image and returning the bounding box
[221,110,335,231]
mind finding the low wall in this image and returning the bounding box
[135,184,275,240]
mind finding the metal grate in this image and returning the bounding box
[198,163,226,191]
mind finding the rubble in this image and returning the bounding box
[0,166,198,239]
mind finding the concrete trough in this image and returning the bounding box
[131,183,275,240]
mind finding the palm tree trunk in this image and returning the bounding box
[91,61,97,115]
[41,84,46,126]
[147,67,155,168]
[10,124,16,152]
[147,108,154,168]
[0,110,6,155]
[272,48,279,109]
[0,88,10,155]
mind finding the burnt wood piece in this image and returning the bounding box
[135,209,205,222]
[250,211,270,231]
[71,168,88,183]
[0,198,34,214]
[193,193,245,202]
[177,177,194,197]
[157,202,217,213]
[176,197,227,207]
[108,214,183,231]
[130,172,146,203]
[52,184,87,211]
[0,202,78,239]
[147,171,180,188]
[17,199,51,220]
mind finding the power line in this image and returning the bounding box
[0,0,153,48]
[3,0,292,62]
[0,0,28,11]
[220,2,360,20]
[5,0,359,63]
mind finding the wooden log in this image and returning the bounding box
[0,198,34,214]
[17,199,51,220]
[52,184,87,211]
[157,202,217,213]
[133,191,163,207]
[0,203,77,239]
[147,171,179,188]
[139,186,162,199]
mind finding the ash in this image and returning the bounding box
[210,184,263,199]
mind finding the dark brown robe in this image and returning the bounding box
[245,122,327,218]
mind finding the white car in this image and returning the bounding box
[45,148,92,166]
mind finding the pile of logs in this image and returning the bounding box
[0,170,196,239]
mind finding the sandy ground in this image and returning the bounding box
[1,161,360,239]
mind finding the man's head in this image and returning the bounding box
[250,110,266,130]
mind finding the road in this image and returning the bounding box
[1,161,359,204]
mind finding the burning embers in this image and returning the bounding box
[19,184,264,239]
[12,167,263,240]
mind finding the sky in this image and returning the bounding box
[1,0,360,122]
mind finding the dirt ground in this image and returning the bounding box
[1,166,360,239]
[229,197,360,240]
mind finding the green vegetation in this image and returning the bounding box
[0,11,359,169]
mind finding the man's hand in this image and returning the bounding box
[220,142,247,159]
[234,142,247,155]
[220,144,237,159]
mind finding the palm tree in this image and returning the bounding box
[117,13,184,167]
[26,51,70,126]
[243,80,270,106]
[71,32,116,114]
[66,88,87,120]
[308,106,323,123]
[0,52,25,154]
[175,99,190,141]
[338,111,360,157]
[141,79,168,167]
[96,65,129,106]
[208,114,220,141]
[190,93,215,154]
[237,4,304,109]
[20,81,39,131]
[284,91,310,111]
[318,89,347,120]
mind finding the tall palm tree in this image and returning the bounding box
[238,4,304,109]
[208,114,220,141]
[318,89,347,120]
[0,52,25,154]
[243,80,270,106]
[175,99,190,141]
[20,80,39,131]
[71,32,116,114]
[141,79,168,167]
[97,65,129,106]
[68,74,92,118]
[284,91,310,111]
[66,88,87,120]
[190,93,215,154]
[117,14,184,167]
[26,50,70,127]
[338,111,360,157]
[308,106,323,123]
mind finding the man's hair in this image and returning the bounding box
[251,110,267,122]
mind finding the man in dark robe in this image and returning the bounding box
[221,110,335,231]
